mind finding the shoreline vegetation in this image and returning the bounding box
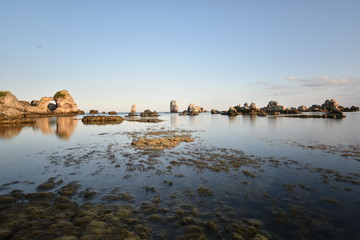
[1,90,359,126]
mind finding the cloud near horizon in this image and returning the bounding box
[287,76,352,87]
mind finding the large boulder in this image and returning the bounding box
[211,109,221,114]
[0,90,83,119]
[170,100,178,113]
[261,101,286,112]
[321,99,339,112]
[53,90,79,114]
[140,110,159,117]
[187,104,203,115]
[298,105,308,112]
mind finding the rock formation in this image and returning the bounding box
[321,99,339,112]
[0,90,83,121]
[89,109,99,114]
[211,109,221,114]
[261,101,286,113]
[297,105,308,112]
[187,104,203,116]
[170,100,179,113]
[108,111,117,115]
[131,104,136,113]
[140,110,159,117]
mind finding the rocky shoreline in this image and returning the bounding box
[1,90,359,125]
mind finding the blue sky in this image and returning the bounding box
[1,0,359,112]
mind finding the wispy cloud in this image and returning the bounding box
[287,76,352,87]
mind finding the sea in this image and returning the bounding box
[0,112,359,239]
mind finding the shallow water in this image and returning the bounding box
[0,113,359,239]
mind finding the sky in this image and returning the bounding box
[1,0,360,112]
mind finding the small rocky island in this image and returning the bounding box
[0,90,83,124]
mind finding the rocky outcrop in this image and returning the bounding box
[82,116,124,125]
[127,104,138,117]
[53,90,79,114]
[297,105,308,112]
[89,109,99,114]
[140,110,159,117]
[0,90,83,120]
[234,102,259,114]
[308,104,322,112]
[187,104,203,116]
[321,99,339,112]
[131,104,136,113]
[343,106,359,112]
[108,111,117,115]
[261,101,286,113]
[170,100,179,113]
[211,109,221,114]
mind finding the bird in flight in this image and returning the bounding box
[35,44,42,48]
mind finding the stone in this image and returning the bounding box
[297,105,307,112]
[53,90,79,114]
[82,116,124,125]
[321,99,339,112]
[140,110,159,117]
[325,110,346,119]
[170,100,178,113]
[0,90,83,119]
[108,111,117,115]
[89,110,99,114]
[187,104,203,116]
[261,100,286,112]
[131,104,136,113]
[211,109,221,114]
[227,107,238,116]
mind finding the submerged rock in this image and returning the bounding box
[82,116,124,125]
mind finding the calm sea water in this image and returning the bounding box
[1,113,359,239]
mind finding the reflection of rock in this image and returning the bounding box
[0,117,78,139]
[140,110,159,117]
[82,116,124,125]
[325,110,346,119]
[170,100,178,113]
[56,117,78,140]
[33,118,54,134]
[0,125,22,139]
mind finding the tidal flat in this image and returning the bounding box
[0,113,359,239]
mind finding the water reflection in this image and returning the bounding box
[170,114,179,126]
[0,125,23,139]
[0,117,78,140]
